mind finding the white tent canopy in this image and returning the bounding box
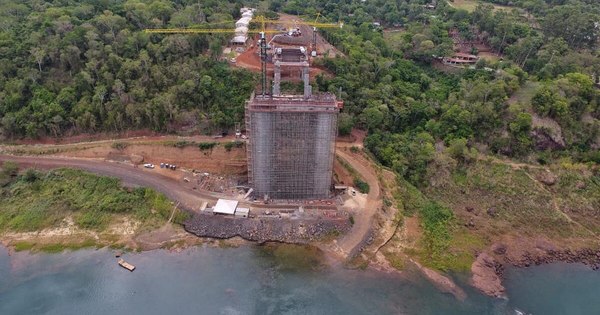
[236,17,252,27]
[235,26,249,35]
[232,35,248,44]
[213,199,239,215]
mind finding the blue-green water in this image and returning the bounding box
[0,245,599,315]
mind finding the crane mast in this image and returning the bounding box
[259,32,268,97]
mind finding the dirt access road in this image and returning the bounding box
[0,154,337,211]
[0,155,216,212]
[334,148,382,258]
[0,134,383,256]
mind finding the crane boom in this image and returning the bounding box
[143,15,342,97]
[143,15,342,34]
[144,28,281,34]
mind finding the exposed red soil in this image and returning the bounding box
[53,144,247,175]
[235,43,328,79]
[333,158,354,186]
[10,129,161,145]
[233,14,339,79]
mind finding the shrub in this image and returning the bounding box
[224,141,244,151]
[111,142,128,150]
[198,142,218,151]
[354,178,370,194]
[172,140,193,148]
[22,169,39,183]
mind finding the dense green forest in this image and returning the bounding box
[1,0,599,177]
[0,0,256,138]
[300,0,600,181]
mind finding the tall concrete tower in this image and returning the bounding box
[245,48,341,200]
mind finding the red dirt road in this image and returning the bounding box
[335,148,382,257]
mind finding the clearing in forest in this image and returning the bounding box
[447,0,515,12]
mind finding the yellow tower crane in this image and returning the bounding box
[144,15,342,34]
[144,16,342,96]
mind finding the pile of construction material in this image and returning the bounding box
[271,23,311,46]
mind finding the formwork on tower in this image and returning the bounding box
[245,47,342,200]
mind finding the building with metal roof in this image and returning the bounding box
[213,199,239,215]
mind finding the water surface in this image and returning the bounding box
[504,262,600,315]
[1,245,599,314]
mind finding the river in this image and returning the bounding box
[0,245,599,315]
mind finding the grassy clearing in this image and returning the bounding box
[477,52,501,62]
[386,156,600,272]
[0,166,182,234]
[383,30,408,52]
[384,175,471,271]
[425,160,594,238]
[508,80,541,106]
[3,144,99,156]
[448,0,514,12]
[422,157,600,265]
[550,166,600,234]
[418,202,456,270]
[448,0,480,12]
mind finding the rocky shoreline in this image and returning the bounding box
[508,248,600,269]
[184,213,351,244]
[473,244,600,298]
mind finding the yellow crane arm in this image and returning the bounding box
[143,15,343,34]
[253,15,343,29]
[295,21,343,28]
[144,28,281,34]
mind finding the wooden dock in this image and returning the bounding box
[118,258,135,271]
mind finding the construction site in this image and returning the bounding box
[245,47,342,200]
[146,12,345,202]
[225,9,346,202]
[0,9,376,255]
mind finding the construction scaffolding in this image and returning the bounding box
[246,92,341,199]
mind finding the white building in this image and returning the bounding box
[213,199,239,215]
[231,8,255,45]
[212,199,250,217]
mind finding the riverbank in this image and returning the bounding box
[470,238,600,297]
[0,216,204,254]
[2,141,600,300]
